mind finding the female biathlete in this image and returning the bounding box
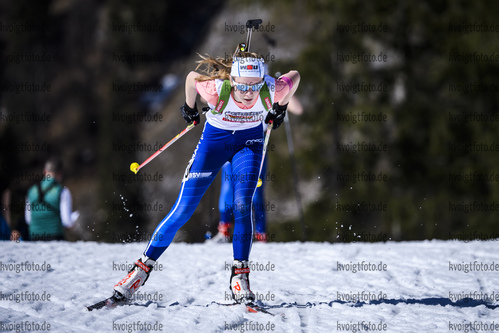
[112,51,300,304]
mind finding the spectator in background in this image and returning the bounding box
[1,188,11,240]
[25,158,79,241]
[1,187,26,242]
[0,212,10,241]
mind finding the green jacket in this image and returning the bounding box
[27,177,64,240]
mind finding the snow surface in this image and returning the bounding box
[1,240,498,332]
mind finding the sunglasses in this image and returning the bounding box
[232,79,265,92]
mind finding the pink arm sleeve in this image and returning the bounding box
[195,80,219,106]
[274,77,292,103]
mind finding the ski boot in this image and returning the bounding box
[230,259,255,304]
[255,232,267,242]
[113,255,155,301]
[207,222,232,243]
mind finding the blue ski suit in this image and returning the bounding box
[144,76,276,261]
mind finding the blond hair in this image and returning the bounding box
[195,51,265,82]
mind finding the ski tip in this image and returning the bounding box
[245,303,276,316]
[246,306,258,313]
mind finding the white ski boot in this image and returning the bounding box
[230,260,255,304]
[113,255,155,301]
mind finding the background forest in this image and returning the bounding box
[1,0,498,243]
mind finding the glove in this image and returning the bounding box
[180,102,200,124]
[265,102,287,130]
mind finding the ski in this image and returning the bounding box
[246,302,277,317]
[212,301,278,317]
[86,297,279,316]
[85,294,126,311]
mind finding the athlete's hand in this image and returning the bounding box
[265,102,287,129]
[180,102,200,124]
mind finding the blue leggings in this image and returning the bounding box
[144,122,263,261]
[219,162,233,223]
[219,158,267,233]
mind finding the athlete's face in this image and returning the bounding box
[231,77,264,107]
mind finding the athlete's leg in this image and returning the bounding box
[228,140,262,304]
[231,142,263,260]
[219,161,234,223]
[253,156,267,236]
[218,162,234,223]
[144,123,234,260]
[206,161,234,242]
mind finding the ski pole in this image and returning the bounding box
[130,121,198,174]
[284,113,306,241]
[258,119,273,180]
